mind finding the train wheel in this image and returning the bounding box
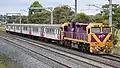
[82,44,86,52]
[58,40,63,46]
[66,40,71,49]
[64,40,71,49]
[85,45,90,53]
[78,44,82,51]
[78,44,90,53]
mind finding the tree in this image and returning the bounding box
[15,16,28,24]
[53,5,74,24]
[94,13,104,23]
[72,13,90,23]
[100,4,120,25]
[6,15,18,23]
[29,1,43,15]
[29,10,51,24]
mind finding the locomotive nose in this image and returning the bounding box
[90,33,112,54]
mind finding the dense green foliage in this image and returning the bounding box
[29,10,51,24]
[53,5,74,24]
[72,13,90,22]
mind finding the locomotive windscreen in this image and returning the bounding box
[103,27,111,33]
[91,27,101,33]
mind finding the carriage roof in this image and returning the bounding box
[6,24,62,27]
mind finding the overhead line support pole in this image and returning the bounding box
[109,0,112,26]
[75,0,77,17]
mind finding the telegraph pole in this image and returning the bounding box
[50,7,53,24]
[109,0,112,26]
[20,13,21,24]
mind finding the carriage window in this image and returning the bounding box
[11,26,13,29]
[33,27,38,32]
[51,28,55,33]
[23,26,28,30]
[16,26,19,30]
[103,27,111,33]
[46,28,55,34]
[45,28,48,33]
[91,27,101,33]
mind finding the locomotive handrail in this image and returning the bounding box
[64,32,88,41]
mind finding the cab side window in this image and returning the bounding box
[88,29,90,34]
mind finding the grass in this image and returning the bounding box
[116,30,120,40]
[0,53,12,68]
[112,47,120,55]
[113,29,120,55]
[0,64,6,68]
[0,25,5,31]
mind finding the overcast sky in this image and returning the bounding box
[0,0,119,15]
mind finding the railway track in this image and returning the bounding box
[0,31,120,68]
[0,32,100,68]
[0,36,112,68]
[13,37,120,68]
[0,36,73,68]
[99,54,120,62]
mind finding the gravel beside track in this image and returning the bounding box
[0,37,53,68]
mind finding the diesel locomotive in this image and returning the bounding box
[6,22,112,54]
[61,22,112,54]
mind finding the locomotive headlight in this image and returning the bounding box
[107,39,111,42]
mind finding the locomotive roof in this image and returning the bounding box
[86,23,103,28]
[76,23,89,25]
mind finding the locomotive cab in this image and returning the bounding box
[87,23,112,54]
